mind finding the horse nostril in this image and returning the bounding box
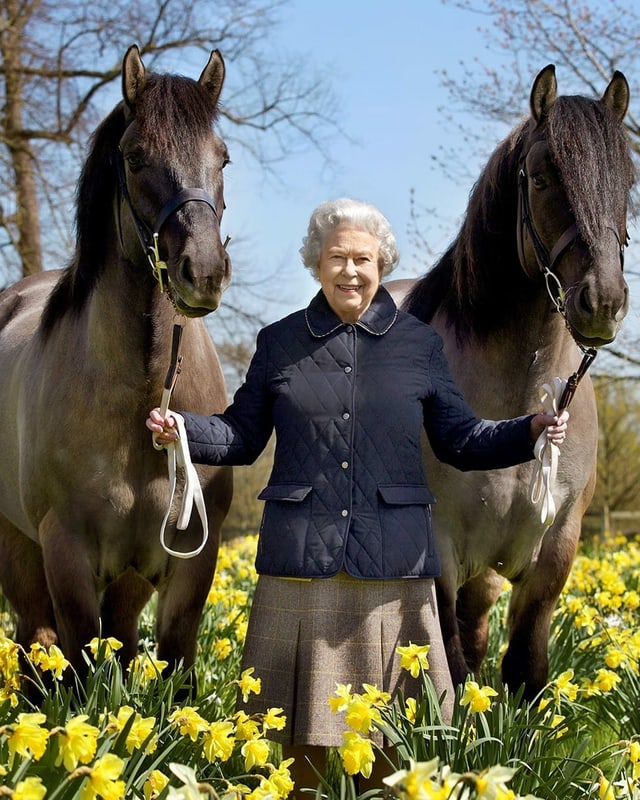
[178,255,196,289]
[578,285,593,315]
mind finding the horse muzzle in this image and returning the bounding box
[565,274,628,347]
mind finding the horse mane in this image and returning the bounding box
[405,93,635,341]
[546,95,635,248]
[41,71,221,334]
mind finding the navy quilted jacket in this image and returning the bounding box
[181,287,535,579]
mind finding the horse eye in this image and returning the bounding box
[531,174,547,190]
[124,151,145,172]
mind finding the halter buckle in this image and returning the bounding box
[148,233,168,292]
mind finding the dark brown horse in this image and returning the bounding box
[0,46,233,681]
[387,66,634,698]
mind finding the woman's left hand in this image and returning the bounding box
[530,409,569,446]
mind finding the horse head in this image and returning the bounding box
[117,45,231,317]
[516,64,634,347]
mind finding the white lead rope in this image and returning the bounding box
[152,324,209,559]
[529,376,567,527]
[156,411,209,560]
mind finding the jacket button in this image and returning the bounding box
[342,412,350,420]
[346,325,354,333]
[341,509,348,517]
[344,366,352,373]
[341,461,349,469]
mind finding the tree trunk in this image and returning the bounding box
[1,0,43,276]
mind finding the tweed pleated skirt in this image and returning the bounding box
[239,571,454,747]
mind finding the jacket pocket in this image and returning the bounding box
[258,484,312,502]
[256,484,313,569]
[377,484,436,561]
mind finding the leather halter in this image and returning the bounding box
[516,152,578,316]
[116,147,219,291]
[515,146,607,409]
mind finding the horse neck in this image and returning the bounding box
[438,287,584,413]
[85,250,179,392]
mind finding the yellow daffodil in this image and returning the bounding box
[405,697,417,724]
[328,683,353,713]
[598,774,616,800]
[79,753,125,800]
[87,637,123,660]
[603,647,626,669]
[13,775,47,800]
[338,731,375,778]
[590,668,621,693]
[361,683,391,707]
[128,654,168,683]
[574,606,599,635]
[627,740,640,781]
[345,694,381,734]
[267,757,295,797]
[202,719,235,762]
[262,707,287,732]
[233,710,262,741]
[460,680,498,713]
[396,642,430,678]
[0,633,20,673]
[552,669,579,702]
[383,757,444,799]
[473,764,518,799]
[236,667,261,702]
[28,643,70,679]
[7,712,50,766]
[241,737,271,771]
[168,706,209,741]
[55,715,99,772]
[106,706,157,754]
[143,769,169,800]
[213,637,232,660]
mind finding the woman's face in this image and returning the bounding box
[317,225,381,323]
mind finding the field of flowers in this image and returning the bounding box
[0,533,638,800]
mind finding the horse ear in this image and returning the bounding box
[601,70,630,122]
[198,50,225,107]
[122,44,146,114]
[530,64,557,123]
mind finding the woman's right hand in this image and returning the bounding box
[146,407,181,445]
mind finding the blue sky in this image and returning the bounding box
[219,1,506,327]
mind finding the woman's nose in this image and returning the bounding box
[341,259,357,275]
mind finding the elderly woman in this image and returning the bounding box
[147,197,567,787]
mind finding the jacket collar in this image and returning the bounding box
[305,285,398,338]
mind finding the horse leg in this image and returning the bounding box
[39,510,100,677]
[0,517,58,650]
[155,536,220,686]
[455,570,504,674]
[435,574,473,688]
[501,518,581,699]
[100,569,153,669]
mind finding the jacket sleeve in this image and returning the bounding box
[180,328,274,466]
[423,337,535,471]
